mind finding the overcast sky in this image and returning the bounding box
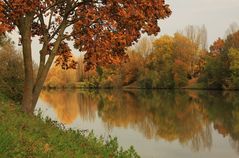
[158,0,239,44]
[9,0,239,63]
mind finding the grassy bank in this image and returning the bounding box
[0,93,139,158]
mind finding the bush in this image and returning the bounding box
[139,78,153,89]
[156,72,174,88]
[0,39,24,101]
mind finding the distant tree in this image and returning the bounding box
[120,50,144,86]
[201,55,226,89]
[147,35,174,88]
[228,48,239,88]
[225,22,239,37]
[181,25,208,50]
[209,38,224,55]
[223,31,239,88]
[173,33,198,79]
[0,0,171,113]
[134,36,154,57]
[224,31,239,51]
[225,31,239,88]
[199,38,229,89]
[146,33,202,88]
[45,65,77,87]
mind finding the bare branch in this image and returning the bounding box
[47,10,54,31]
[2,0,12,9]
[33,0,65,20]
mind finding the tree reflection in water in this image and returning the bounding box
[39,89,239,153]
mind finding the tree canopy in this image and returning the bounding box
[0,0,171,69]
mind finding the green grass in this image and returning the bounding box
[0,92,139,158]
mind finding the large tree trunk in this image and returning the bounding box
[19,15,34,113]
[19,14,67,114]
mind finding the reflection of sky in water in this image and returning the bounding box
[35,99,58,121]
[36,90,239,158]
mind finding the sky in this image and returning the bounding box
[9,0,239,63]
[158,0,239,44]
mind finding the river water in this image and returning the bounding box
[36,89,239,158]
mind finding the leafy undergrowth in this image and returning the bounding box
[0,93,139,158]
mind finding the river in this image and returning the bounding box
[36,89,239,158]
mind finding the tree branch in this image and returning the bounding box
[2,0,12,9]
[47,10,54,31]
[33,0,65,20]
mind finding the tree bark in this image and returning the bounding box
[19,15,34,113]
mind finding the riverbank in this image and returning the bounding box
[42,81,239,91]
[0,92,139,158]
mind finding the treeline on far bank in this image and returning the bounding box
[45,25,239,90]
[1,25,239,95]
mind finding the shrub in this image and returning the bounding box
[0,39,24,101]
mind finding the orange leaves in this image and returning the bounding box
[0,23,12,34]
[1,0,171,71]
[55,42,77,70]
[73,0,171,70]
[32,22,44,37]
[0,1,13,34]
[2,0,39,21]
[210,38,224,55]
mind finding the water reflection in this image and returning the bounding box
[37,90,239,157]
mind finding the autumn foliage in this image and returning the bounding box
[42,24,239,91]
[0,0,171,112]
[0,0,171,69]
[209,38,224,55]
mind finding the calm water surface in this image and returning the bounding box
[36,90,239,158]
